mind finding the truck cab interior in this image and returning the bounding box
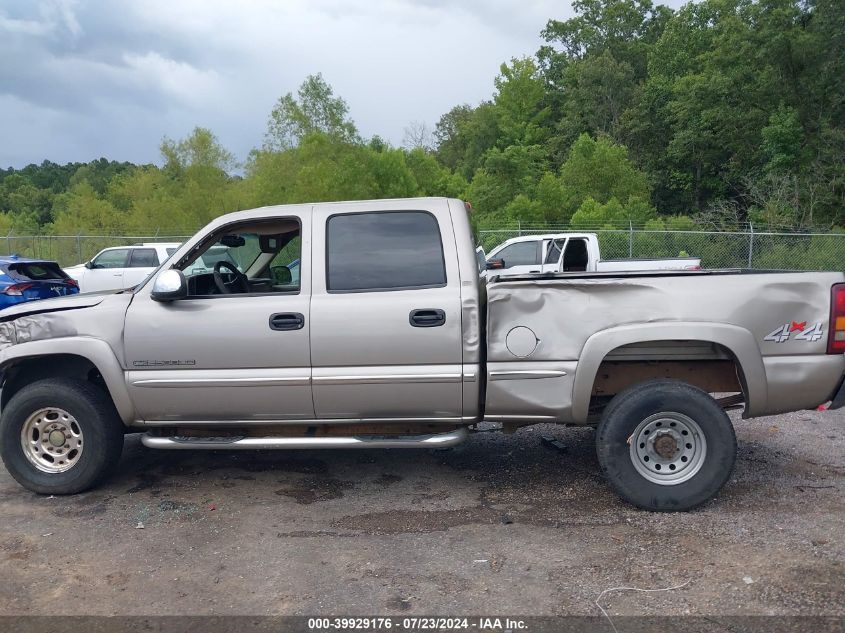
[175,219,301,296]
[561,238,588,271]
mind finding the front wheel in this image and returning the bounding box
[596,379,737,511]
[0,378,124,494]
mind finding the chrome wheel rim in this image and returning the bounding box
[629,412,706,485]
[20,408,84,474]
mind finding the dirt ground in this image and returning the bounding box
[0,407,842,619]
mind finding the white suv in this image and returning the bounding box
[65,243,180,293]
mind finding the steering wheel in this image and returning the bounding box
[213,261,249,294]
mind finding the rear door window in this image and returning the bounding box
[128,248,159,268]
[326,211,446,292]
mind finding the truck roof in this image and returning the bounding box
[498,233,599,243]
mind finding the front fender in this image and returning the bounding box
[0,337,135,425]
[570,321,766,423]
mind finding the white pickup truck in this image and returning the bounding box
[485,233,701,275]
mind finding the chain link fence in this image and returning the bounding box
[478,226,845,271]
[0,226,844,271]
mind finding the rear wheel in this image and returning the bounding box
[0,378,124,494]
[596,379,737,511]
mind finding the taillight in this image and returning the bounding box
[827,284,845,354]
[3,283,34,296]
[66,279,79,287]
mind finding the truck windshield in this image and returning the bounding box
[182,237,260,275]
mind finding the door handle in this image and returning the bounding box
[409,309,446,328]
[269,312,305,331]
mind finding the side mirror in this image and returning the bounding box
[84,261,94,269]
[151,269,187,302]
[486,258,505,270]
[270,265,292,284]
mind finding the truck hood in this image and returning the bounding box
[0,291,113,322]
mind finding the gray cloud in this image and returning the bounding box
[0,0,686,168]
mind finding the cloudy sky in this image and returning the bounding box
[0,0,685,169]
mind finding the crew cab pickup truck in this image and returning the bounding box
[486,233,701,275]
[1,198,843,511]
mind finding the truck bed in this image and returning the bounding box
[483,268,845,424]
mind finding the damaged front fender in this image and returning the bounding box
[0,292,136,424]
[0,312,79,350]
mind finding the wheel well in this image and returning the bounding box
[1,354,110,411]
[588,340,747,420]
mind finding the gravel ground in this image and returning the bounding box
[0,407,842,618]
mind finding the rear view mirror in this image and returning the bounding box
[220,234,245,248]
[259,235,283,253]
[84,261,94,269]
[151,269,187,302]
[486,258,505,270]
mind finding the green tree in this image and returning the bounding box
[434,103,499,179]
[51,182,126,235]
[559,133,652,218]
[161,127,236,173]
[466,144,547,221]
[761,105,803,174]
[493,58,550,148]
[265,74,359,150]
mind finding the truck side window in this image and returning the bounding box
[128,248,159,268]
[91,249,129,269]
[175,218,302,296]
[544,239,564,264]
[563,238,589,272]
[495,241,540,267]
[327,211,446,292]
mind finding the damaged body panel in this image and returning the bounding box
[0,293,135,422]
[485,271,845,422]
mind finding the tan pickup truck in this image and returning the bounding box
[1,197,843,511]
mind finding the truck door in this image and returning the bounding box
[491,239,542,275]
[561,238,589,272]
[84,248,129,292]
[309,201,464,421]
[122,247,160,288]
[123,208,313,422]
[541,238,567,272]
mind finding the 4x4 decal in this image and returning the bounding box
[764,321,824,343]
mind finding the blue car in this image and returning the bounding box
[0,256,79,309]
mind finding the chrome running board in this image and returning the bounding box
[141,427,468,450]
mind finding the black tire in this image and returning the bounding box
[0,378,124,494]
[596,379,737,512]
